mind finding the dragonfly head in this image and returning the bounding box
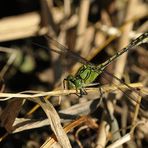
[66,75,83,90]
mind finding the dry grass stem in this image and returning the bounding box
[0,83,143,100]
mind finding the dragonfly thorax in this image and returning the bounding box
[76,65,101,84]
[66,64,103,92]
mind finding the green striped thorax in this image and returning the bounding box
[66,64,104,91]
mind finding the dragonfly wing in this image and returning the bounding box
[45,36,94,66]
[100,69,142,106]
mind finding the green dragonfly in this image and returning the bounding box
[36,32,148,99]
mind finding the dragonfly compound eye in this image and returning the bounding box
[66,75,76,89]
[66,75,83,89]
[67,75,75,81]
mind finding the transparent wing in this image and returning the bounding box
[45,36,94,66]
[101,69,143,106]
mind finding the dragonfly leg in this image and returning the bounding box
[74,88,87,97]
[63,79,67,90]
[98,86,103,103]
[80,88,87,96]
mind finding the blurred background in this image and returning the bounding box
[0,0,147,147]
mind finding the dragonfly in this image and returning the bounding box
[35,32,148,102]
